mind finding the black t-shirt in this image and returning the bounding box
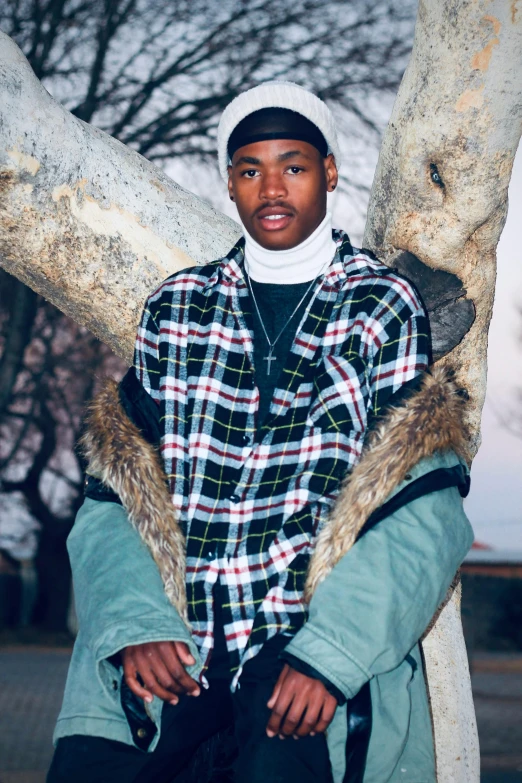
[250,278,316,430]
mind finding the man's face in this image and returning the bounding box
[227,139,338,251]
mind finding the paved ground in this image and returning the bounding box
[0,648,521,782]
[0,649,71,783]
[473,659,522,783]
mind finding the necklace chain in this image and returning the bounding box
[246,265,327,375]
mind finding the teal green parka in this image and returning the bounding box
[54,367,474,782]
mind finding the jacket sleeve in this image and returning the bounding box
[282,457,474,701]
[68,497,199,694]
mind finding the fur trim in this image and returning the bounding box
[79,379,188,623]
[304,366,469,602]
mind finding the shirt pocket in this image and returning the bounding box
[306,354,369,434]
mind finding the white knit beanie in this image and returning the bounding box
[217,81,340,182]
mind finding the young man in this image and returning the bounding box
[48,82,473,783]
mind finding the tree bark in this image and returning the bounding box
[0,30,240,365]
[1,0,521,776]
[363,1,522,780]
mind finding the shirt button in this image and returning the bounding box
[242,435,250,445]
[230,494,240,504]
[405,474,412,481]
[112,679,118,691]
[137,728,148,739]
[206,551,215,560]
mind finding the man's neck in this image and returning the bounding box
[243,211,336,284]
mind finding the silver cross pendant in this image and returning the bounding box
[264,352,277,376]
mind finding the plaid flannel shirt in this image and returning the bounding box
[134,229,429,687]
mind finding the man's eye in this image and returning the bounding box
[288,166,303,174]
[242,169,259,178]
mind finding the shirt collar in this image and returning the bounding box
[203,229,355,292]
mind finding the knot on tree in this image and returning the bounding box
[392,251,475,361]
[429,163,445,189]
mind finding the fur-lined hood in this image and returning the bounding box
[80,366,468,624]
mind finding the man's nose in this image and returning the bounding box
[259,171,287,201]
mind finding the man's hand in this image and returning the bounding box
[266,664,337,739]
[122,641,200,706]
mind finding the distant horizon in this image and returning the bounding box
[469,539,522,552]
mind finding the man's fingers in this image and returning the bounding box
[171,668,200,695]
[279,692,308,736]
[314,695,338,734]
[120,642,200,702]
[136,663,181,704]
[173,641,196,667]
[264,667,339,739]
[294,698,322,737]
[143,652,184,697]
[266,684,294,737]
[123,660,154,704]
[160,643,200,696]
[130,650,182,703]
[266,700,292,738]
[267,664,289,709]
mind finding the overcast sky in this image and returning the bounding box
[463,146,522,550]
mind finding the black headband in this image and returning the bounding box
[228,107,328,161]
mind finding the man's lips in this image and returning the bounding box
[256,209,294,231]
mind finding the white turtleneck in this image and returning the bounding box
[243,211,337,284]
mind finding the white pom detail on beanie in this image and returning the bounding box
[217,81,341,182]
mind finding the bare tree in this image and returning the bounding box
[0,281,121,627]
[1,0,413,167]
[0,0,415,629]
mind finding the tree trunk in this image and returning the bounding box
[363,2,522,780]
[1,0,521,776]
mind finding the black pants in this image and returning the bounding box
[47,667,333,783]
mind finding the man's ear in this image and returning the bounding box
[324,154,338,192]
[227,166,235,201]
